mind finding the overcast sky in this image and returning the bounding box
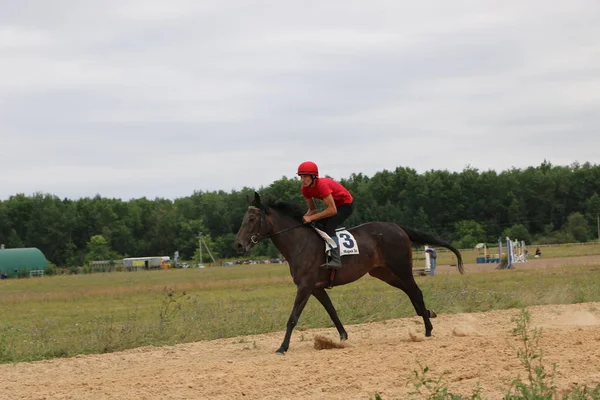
[1,1,599,200]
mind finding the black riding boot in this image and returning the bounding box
[321,236,343,269]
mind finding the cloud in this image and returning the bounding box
[1,0,599,199]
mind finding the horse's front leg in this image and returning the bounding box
[276,285,313,354]
[312,288,348,341]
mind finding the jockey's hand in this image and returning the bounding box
[302,215,314,224]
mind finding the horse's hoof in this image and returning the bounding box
[425,331,432,337]
[429,310,437,318]
[340,332,348,341]
[275,348,286,355]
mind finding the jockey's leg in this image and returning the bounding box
[321,235,342,269]
[318,203,353,270]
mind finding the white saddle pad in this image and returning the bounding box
[312,226,360,256]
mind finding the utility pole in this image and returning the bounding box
[197,232,216,266]
[597,214,599,241]
[202,238,216,263]
[198,232,203,266]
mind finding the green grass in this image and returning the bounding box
[1,260,600,364]
[200,242,600,268]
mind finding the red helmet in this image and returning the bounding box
[297,161,318,177]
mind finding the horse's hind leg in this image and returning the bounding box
[312,288,348,341]
[369,267,434,336]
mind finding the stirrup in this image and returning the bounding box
[320,255,342,269]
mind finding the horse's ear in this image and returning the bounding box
[252,191,263,209]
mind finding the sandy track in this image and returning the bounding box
[2,302,599,400]
[2,257,600,400]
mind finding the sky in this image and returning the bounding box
[1,1,599,200]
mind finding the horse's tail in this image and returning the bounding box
[398,225,465,275]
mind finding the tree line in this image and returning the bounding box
[1,160,599,267]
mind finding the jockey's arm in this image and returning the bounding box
[308,194,337,221]
[304,198,318,216]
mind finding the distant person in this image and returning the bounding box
[535,247,542,258]
[1,271,7,279]
[425,246,437,276]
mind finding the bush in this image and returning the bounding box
[45,263,58,276]
[502,224,532,244]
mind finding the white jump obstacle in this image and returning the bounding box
[498,237,527,269]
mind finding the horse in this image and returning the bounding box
[234,192,464,354]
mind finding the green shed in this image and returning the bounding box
[0,248,49,278]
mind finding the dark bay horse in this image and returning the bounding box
[234,192,464,354]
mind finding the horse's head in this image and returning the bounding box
[234,192,270,254]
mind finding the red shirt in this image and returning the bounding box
[301,177,353,207]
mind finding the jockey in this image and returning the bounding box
[297,161,354,269]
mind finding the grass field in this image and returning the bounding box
[2,246,600,364]
[419,241,600,266]
[212,241,600,267]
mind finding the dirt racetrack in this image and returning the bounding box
[2,258,600,400]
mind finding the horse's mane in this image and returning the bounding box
[263,198,305,222]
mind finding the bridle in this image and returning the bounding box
[248,206,306,244]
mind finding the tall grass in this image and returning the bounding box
[1,262,600,364]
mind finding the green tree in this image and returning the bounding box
[85,235,117,263]
[586,193,600,240]
[453,220,485,249]
[3,160,600,266]
[502,224,532,244]
[6,229,24,248]
[214,233,237,259]
[565,212,591,243]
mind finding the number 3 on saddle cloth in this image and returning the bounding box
[312,226,360,256]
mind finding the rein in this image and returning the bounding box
[251,222,306,244]
[248,206,306,244]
